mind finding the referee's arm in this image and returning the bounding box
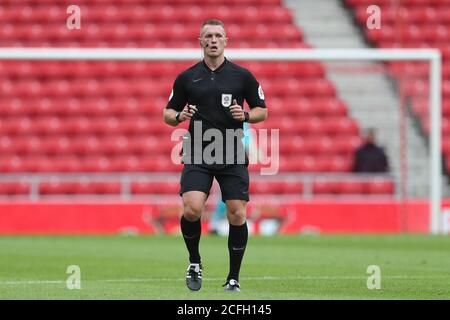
[247,106,267,124]
[165,73,191,126]
[163,105,196,127]
[163,108,180,127]
[230,100,267,124]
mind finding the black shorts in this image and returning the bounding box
[180,164,249,201]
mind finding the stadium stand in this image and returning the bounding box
[346,0,450,176]
[0,0,396,198]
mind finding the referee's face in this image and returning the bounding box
[199,25,227,58]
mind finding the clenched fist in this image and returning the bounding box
[229,99,245,122]
[178,104,197,122]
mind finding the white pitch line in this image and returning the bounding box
[1,280,65,285]
[0,275,447,286]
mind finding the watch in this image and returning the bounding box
[243,111,250,122]
[175,111,181,123]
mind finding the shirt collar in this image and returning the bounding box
[202,57,227,73]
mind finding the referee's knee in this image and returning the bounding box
[227,209,246,225]
[183,203,203,221]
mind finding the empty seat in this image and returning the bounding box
[110,156,145,171]
[312,179,395,195]
[365,179,395,194]
[131,181,179,194]
[0,181,30,195]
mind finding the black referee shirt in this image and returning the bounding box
[166,58,266,165]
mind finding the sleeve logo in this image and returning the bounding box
[258,85,265,100]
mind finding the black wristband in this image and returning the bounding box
[244,111,250,122]
[175,112,181,123]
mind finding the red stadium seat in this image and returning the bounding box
[0,136,15,153]
[40,179,71,195]
[0,181,30,195]
[281,181,303,194]
[312,181,337,194]
[23,156,55,172]
[365,179,395,195]
[82,156,112,172]
[0,156,26,172]
[110,156,145,172]
[131,181,179,194]
[321,156,353,172]
[53,156,83,172]
[335,181,365,194]
[41,136,72,155]
[250,181,285,194]
[100,136,131,155]
[14,135,43,154]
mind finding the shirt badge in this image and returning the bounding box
[221,94,232,107]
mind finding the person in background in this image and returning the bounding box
[353,128,389,173]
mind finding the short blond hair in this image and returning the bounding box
[200,19,226,36]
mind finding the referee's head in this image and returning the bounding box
[199,19,228,58]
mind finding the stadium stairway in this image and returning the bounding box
[343,0,450,198]
[284,0,449,198]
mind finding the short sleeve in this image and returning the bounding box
[244,70,266,109]
[166,73,187,111]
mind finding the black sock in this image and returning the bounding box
[180,215,202,263]
[227,222,248,282]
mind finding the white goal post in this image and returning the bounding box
[0,48,442,234]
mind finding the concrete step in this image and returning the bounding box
[338,95,398,102]
[328,75,399,87]
[302,26,360,36]
[306,39,366,48]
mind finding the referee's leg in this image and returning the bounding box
[179,165,213,264]
[179,164,213,291]
[181,191,207,264]
[216,164,249,291]
[225,199,248,288]
[181,191,207,291]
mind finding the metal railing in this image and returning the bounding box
[0,172,399,201]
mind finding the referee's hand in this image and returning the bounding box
[230,99,245,122]
[179,104,197,121]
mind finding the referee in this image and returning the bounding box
[163,19,268,292]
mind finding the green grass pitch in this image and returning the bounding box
[0,234,449,299]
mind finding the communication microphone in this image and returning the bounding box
[199,38,208,48]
